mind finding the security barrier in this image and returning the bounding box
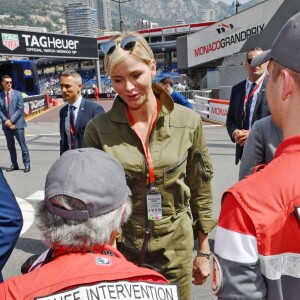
[21,91,229,123]
[23,94,48,119]
[192,95,229,124]
[23,93,64,119]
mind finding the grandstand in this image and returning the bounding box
[153,63,186,84]
[39,61,190,95]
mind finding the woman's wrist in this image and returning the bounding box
[196,251,212,259]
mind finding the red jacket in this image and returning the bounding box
[0,245,176,300]
[214,135,300,300]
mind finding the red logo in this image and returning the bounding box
[216,23,234,34]
[2,33,19,51]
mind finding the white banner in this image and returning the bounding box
[187,0,285,67]
[209,99,229,123]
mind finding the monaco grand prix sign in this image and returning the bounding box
[0,30,98,59]
[187,0,285,67]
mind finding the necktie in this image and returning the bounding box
[6,92,10,119]
[243,82,256,130]
[69,105,76,149]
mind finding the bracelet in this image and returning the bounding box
[197,251,212,259]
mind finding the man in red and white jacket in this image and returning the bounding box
[213,12,300,300]
[0,148,178,300]
[0,245,173,300]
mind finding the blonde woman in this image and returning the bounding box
[84,33,216,299]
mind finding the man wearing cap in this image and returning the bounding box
[226,47,270,165]
[213,13,300,300]
[0,148,179,299]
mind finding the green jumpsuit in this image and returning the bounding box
[84,83,217,299]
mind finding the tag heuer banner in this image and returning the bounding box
[0,29,98,59]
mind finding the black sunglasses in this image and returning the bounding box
[101,36,138,55]
[247,58,252,64]
[4,81,12,84]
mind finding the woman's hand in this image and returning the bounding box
[192,254,210,285]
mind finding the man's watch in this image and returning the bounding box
[197,251,213,259]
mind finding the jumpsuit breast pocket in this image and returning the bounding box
[163,153,189,211]
[164,154,188,183]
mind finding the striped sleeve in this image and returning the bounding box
[213,193,267,299]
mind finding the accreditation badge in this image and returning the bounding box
[146,191,162,220]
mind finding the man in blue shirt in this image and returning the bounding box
[159,77,193,109]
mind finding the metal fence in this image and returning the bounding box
[192,95,210,119]
[178,89,212,101]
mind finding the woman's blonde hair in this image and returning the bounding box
[104,33,154,75]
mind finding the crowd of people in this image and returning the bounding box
[40,64,194,97]
[0,12,299,300]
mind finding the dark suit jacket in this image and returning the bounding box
[59,98,104,155]
[0,90,26,130]
[239,115,283,180]
[226,76,270,165]
[0,169,23,282]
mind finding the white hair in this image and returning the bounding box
[36,195,132,251]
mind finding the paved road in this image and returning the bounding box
[0,100,239,299]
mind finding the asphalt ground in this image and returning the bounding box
[0,99,239,299]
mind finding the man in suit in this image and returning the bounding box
[59,70,105,155]
[239,115,282,180]
[0,168,23,282]
[0,75,31,173]
[226,47,270,165]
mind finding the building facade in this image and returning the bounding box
[64,0,111,36]
[0,25,48,33]
[136,19,158,30]
[199,9,216,22]
[65,1,99,37]
[97,0,112,30]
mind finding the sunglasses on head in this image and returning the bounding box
[101,36,138,55]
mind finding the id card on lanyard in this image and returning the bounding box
[146,191,162,220]
[127,100,162,221]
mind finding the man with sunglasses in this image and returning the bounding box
[0,75,31,173]
[226,47,270,165]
